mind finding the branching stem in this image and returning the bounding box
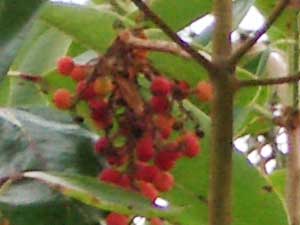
[120,32,191,59]
[229,0,290,65]
[130,0,215,73]
[239,72,300,88]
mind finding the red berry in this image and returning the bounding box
[136,136,154,162]
[76,81,96,100]
[183,133,200,158]
[89,99,109,119]
[57,56,74,75]
[151,77,172,96]
[173,80,190,100]
[117,174,131,189]
[153,171,174,192]
[151,96,169,113]
[196,81,213,102]
[140,181,159,202]
[154,115,174,139]
[106,213,129,225]
[94,137,109,154]
[107,154,127,166]
[154,150,180,171]
[135,162,160,182]
[93,116,112,130]
[99,168,121,184]
[70,66,87,81]
[150,218,164,225]
[53,89,73,110]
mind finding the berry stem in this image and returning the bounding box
[130,0,215,73]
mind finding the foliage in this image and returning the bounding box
[0,0,295,225]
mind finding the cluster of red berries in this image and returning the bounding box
[53,47,213,224]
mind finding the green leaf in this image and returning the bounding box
[234,49,271,136]
[150,52,207,86]
[0,0,46,78]
[0,78,10,106]
[148,0,212,31]
[163,100,288,225]
[0,108,100,225]
[13,25,72,75]
[5,21,72,107]
[269,169,287,200]
[6,77,48,107]
[0,107,98,178]
[39,2,134,53]
[24,171,181,221]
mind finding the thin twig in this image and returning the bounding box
[120,32,191,59]
[239,72,300,88]
[229,0,290,65]
[130,0,214,72]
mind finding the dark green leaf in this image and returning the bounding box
[0,108,100,225]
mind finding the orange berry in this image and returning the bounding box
[57,56,74,75]
[70,66,87,81]
[195,81,213,102]
[53,89,73,110]
[154,115,175,139]
[93,77,113,96]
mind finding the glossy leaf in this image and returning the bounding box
[13,25,72,75]
[0,108,100,225]
[24,171,181,221]
[0,0,46,78]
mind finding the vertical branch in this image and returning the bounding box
[286,111,300,225]
[286,11,300,225]
[293,13,300,108]
[209,1,234,225]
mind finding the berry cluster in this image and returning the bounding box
[53,32,213,225]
